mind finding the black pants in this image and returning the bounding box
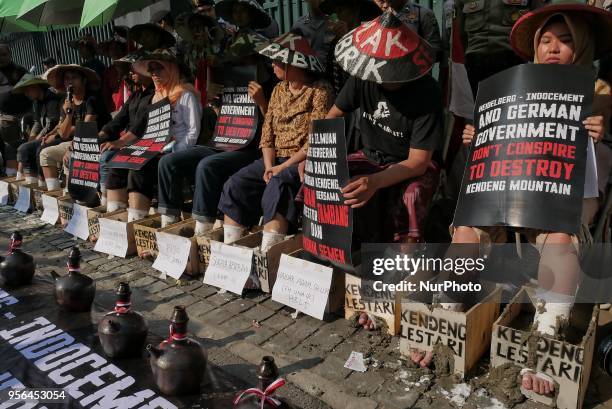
[106,157,160,199]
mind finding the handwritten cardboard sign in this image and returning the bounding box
[64,203,90,240]
[204,241,253,295]
[40,194,59,225]
[272,254,333,320]
[152,232,193,280]
[94,217,129,257]
[14,185,31,213]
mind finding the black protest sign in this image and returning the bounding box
[210,65,259,151]
[0,280,245,408]
[302,118,353,268]
[68,121,100,205]
[453,64,594,234]
[109,98,172,170]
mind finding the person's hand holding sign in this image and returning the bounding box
[248,81,268,115]
[583,115,604,143]
[342,175,379,208]
[462,124,475,145]
[100,139,126,153]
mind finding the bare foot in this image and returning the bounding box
[521,369,555,396]
[357,312,375,330]
[409,349,434,368]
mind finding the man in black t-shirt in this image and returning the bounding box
[322,11,441,331]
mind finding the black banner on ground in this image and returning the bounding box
[210,65,258,151]
[108,98,172,170]
[0,278,244,408]
[302,118,353,269]
[453,64,594,234]
[68,122,100,204]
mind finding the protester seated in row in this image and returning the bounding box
[103,50,202,221]
[326,11,442,329]
[219,36,334,251]
[425,4,611,393]
[0,43,30,177]
[40,65,109,193]
[97,54,154,207]
[13,74,61,186]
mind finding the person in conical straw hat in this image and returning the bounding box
[326,10,441,330]
[450,1,612,391]
[102,49,202,223]
[216,33,334,253]
[39,64,110,196]
[12,73,61,187]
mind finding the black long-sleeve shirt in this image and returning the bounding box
[30,89,62,138]
[100,85,154,142]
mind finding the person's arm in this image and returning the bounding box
[248,81,268,115]
[58,99,75,140]
[100,131,139,152]
[259,85,279,160]
[326,105,346,119]
[420,8,442,62]
[342,148,433,208]
[180,91,203,148]
[100,95,131,140]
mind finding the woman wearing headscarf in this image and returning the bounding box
[102,50,202,222]
[218,34,334,251]
[441,2,611,394]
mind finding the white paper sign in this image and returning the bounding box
[344,351,367,372]
[94,218,129,257]
[272,254,333,320]
[14,185,31,213]
[152,232,192,280]
[0,180,9,205]
[204,241,253,295]
[41,194,59,224]
[64,203,90,240]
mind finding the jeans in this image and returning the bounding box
[157,146,261,219]
[99,149,117,186]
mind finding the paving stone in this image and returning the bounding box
[154,286,184,300]
[344,370,386,397]
[186,301,217,318]
[131,276,156,288]
[242,304,276,322]
[311,356,352,383]
[261,312,295,332]
[193,284,219,299]
[145,280,172,294]
[224,298,255,315]
[178,280,203,293]
[113,265,134,275]
[171,294,200,308]
[218,313,256,333]
[199,308,237,325]
[88,257,111,267]
[206,292,236,307]
[260,298,285,311]
[244,327,277,346]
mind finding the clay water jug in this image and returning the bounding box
[50,246,95,312]
[0,232,35,287]
[98,282,148,358]
[234,356,286,408]
[147,306,207,395]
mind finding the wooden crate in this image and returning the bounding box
[490,288,597,409]
[345,272,401,335]
[57,195,74,227]
[158,219,200,277]
[87,207,126,242]
[195,225,261,273]
[399,288,501,377]
[32,187,62,211]
[233,231,303,293]
[195,227,224,273]
[8,178,24,205]
[133,215,163,258]
[95,210,149,257]
[0,176,18,205]
[13,182,38,212]
[287,249,345,315]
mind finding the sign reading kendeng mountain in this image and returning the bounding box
[210,65,258,151]
[453,64,594,234]
[108,98,171,170]
[68,121,100,205]
[302,118,353,268]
